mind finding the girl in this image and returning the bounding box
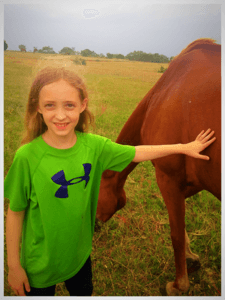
[5,67,216,297]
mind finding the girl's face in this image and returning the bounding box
[38,79,87,142]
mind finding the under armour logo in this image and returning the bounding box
[51,163,91,198]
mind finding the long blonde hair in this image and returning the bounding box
[21,66,95,145]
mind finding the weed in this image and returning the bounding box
[158,65,168,73]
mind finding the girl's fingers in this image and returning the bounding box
[196,129,210,140]
[199,154,210,160]
[196,130,205,140]
[199,128,211,139]
[196,129,215,143]
[200,137,216,152]
[202,131,215,143]
[205,137,216,147]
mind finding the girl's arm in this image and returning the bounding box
[6,207,25,268]
[133,129,216,163]
[6,207,30,296]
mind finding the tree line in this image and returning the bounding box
[4,42,174,63]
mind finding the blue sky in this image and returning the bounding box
[4,1,221,58]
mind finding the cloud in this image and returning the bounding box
[83,9,100,19]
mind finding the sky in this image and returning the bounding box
[4,1,221,58]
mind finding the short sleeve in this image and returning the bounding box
[4,151,31,211]
[99,138,136,172]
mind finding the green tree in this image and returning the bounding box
[126,50,169,63]
[19,44,26,52]
[33,47,38,53]
[38,46,56,54]
[115,54,124,59]
[81,49,97,57]
[152,53,161,63]
[106,53,113,59]
[125,51,144,61]
[160,55,170,63]
[59,47,75,55]
[139,53,153,62]
[4,40,8,51]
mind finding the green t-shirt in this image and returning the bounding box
[4,131,136,288]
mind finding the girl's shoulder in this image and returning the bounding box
[15,136,45,160]
[7,137,46,179]
[77,131,108,148]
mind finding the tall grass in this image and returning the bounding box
[4,51,221,296]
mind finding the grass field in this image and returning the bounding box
[4,51,221,296]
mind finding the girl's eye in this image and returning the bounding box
[66,103,75,108]
[44,103,76,109]
[45,104,54,108]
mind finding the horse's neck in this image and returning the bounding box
[116,94,148,146]
[116,95,148,180]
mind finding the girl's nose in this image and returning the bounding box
[55,110,66,120]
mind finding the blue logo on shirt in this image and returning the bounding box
[51,163,92,198]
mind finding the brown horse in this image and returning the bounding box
[97,39,221,296]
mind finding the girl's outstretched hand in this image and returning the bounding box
[183,129,216,160]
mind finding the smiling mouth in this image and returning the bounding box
[55,123,69,126]
[54,123,69,129]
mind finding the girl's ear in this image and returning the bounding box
[81,98,88,113]
[37,105,42,114]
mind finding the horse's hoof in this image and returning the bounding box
[160,282,189,296]
[166,282,182,296]
[186,258,201,274]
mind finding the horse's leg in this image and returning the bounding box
[185,230,199,261]
[185,230,201,274]
[156,169,189,296]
